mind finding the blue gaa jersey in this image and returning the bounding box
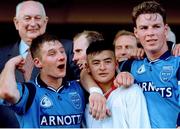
[119,51,180,128]
[8,75,85,128]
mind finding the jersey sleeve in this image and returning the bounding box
[125,84,151,128]
[10,82,36,115]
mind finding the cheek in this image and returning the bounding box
[18,23,26,30]
[39,24,46,32]
[110,65,116,72]
[89,66,98,75]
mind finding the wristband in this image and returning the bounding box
[89,87,103,95]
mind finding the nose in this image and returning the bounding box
[72,54,77,62]
[120,47,127,55]
[146,27,155,36]
[99,62,106,70]
[58,53,66,61]
[29,18,36,26]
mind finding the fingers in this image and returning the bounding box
[106,108,112,117]
[173,44,180,56]
[89,93,108,120]
[131,48,145,60]
[5,55,24,69]
[79,62,88,71]
[113,72,134,87]
[99,103,107,119]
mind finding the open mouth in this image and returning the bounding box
[57,64,65,69]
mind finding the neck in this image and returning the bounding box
[22,39,32,46]
[98,80,114,94]
[145,43,168,61]
[40,73,63,90]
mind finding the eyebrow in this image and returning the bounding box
[92,57,112,62]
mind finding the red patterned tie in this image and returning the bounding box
[23,51,34,81]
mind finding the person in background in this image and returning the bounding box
[73,30,104,71]
[85,41,150,128]
[118,1,180,127]
[0,33,85,128]
[113,30,144,62]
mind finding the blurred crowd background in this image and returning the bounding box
[0,0,180,47]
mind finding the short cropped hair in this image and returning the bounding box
[30,33,60,59]
[132,1,166,27]
[86,40,114,56]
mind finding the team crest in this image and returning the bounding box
[69,92,81,109]
[137,64,146,74]
[160,65,173,82]
[40,95,53,108]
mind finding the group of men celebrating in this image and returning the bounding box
[0,0,179,128]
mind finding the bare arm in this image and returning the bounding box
[0,56,24,104]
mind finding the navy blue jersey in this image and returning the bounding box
[119,51,180,128]
[6,76,85,128]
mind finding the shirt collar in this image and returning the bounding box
[35,74,68,92]
[146,50,171,63]
[19,40,29,58]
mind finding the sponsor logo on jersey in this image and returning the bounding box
[40,95,53,108]
[69,92,81,109]
[40,114,82,126]
[137,64,146,74]
[160,65,173,82]
[137,82,173,98]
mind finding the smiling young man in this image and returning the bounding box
[0,34,85,128]
[118,1,180,128]
[84,41,150,128]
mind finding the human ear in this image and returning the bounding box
[134,27,138,39]
[34,58,42,68]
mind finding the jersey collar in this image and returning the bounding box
[146,50,171,63]
[35,74,68,92]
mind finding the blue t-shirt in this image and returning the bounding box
[119,51,180,128]
[7,76,85,128]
